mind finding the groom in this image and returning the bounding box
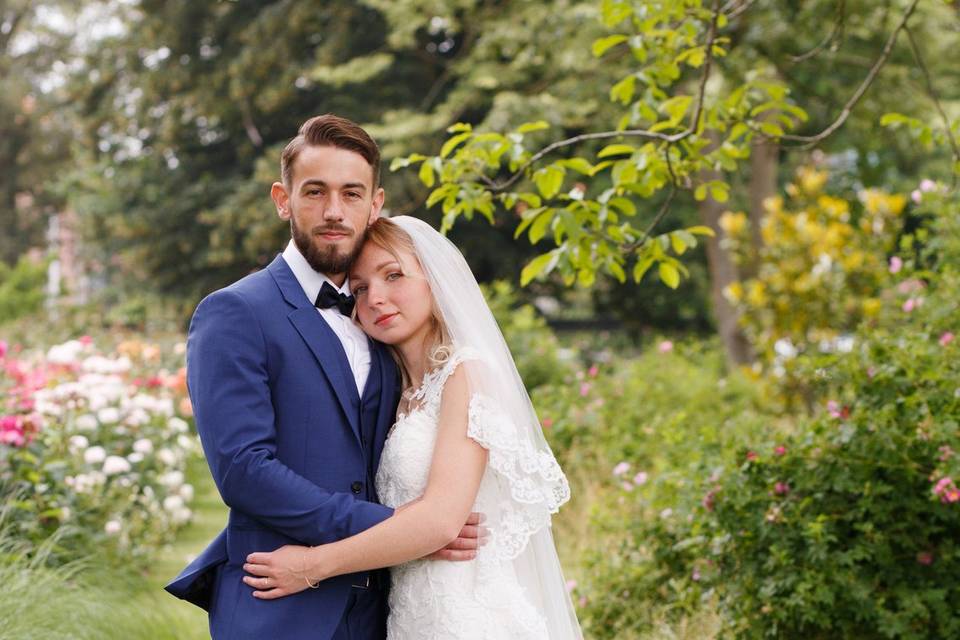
[166,114,480,639]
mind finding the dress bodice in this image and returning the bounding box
[374,352,550,640]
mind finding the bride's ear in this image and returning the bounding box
[271,182,291,220]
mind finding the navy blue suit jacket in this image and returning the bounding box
[165,255,399,639]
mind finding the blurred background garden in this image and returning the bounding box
[2,0,959,638]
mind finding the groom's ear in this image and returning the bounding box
[368,186,385,224]
[271,182,291,221]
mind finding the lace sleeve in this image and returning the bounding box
[466,392,570,560]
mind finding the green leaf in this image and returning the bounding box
[418,160,435,187]
[529,208,555,243]
[516,120,550,134]
[609,260,626,282]
[659,95,692,122]
[597,144,635,158]
[447,122,472,133]
[633,255,655,282]
[609,197,636,216]
[534,165,565,199]
[687,225,716,236]
[521,251,556,286]
[659,262,680,288]
[513,206,545,239]
[609,74,636,105]
[440,132,472,158]
[670,232,687,255]
[562,157,595,175]
[694,184,708,201]
[710,182,729,203]
[592,34,629,57]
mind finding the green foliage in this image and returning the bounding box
[533,342,776,637]
[0,255,47,324]
[398,0,818,289]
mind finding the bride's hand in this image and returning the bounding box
[243,545,320,599]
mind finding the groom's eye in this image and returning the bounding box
[353,285,367,296]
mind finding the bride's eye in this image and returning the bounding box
[386,272,403,281]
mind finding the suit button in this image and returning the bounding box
[351,481,363,494]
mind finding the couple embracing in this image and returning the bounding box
[165,114,582,639]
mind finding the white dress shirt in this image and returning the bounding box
[282,240,371,395]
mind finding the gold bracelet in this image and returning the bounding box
[303,575,321,589]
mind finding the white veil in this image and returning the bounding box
[389,215,583,639]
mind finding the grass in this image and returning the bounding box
[0,457,226,640]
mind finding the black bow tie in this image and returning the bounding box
[314,281,355,317]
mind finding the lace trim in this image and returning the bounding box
[467,392,570,560]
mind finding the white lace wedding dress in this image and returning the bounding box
[375,350,553,640]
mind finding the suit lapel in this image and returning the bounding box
[371,340,399,472]
[268,256,362,443]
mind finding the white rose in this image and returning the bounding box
[127,452,145,464]
[103,455,132,475]
[104,520,122,535]
[179,484,194,502]
[163,495,185,512]
[68,435,89,451]
[159,470,184,488]
[168,417,189,433]
[84,446,107,465]
[177,434,195,451]
[157,448,177,466]
[133,438,154,454]
[97,407,121,424]
[172,507,192,525]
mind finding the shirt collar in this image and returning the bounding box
[281,239,351,306]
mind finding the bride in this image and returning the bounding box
[242,215,582,639]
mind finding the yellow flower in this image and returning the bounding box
[724,281,744,303]
[719,211,748,237]
[797,166,828,195]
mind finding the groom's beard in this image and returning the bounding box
[290,214,365,276]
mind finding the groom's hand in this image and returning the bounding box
[427,512,488,561]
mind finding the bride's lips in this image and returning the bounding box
[374,312,398,327]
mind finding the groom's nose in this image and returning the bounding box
[321,195,345,222]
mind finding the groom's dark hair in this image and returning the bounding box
[281,114,381,189]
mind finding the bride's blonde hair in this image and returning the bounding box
[360,217,453,390]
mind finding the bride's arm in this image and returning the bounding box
[243,364,488,599]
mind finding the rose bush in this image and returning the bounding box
[1,335,198,563]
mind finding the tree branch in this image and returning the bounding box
[788,0,845,63]
[779,0,919,148]
[487,0,723,192]
[904,25,960,173]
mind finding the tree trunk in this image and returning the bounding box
[747,115,779,268]
[698,127,753,367]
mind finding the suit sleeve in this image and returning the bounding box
[186,288,393,545]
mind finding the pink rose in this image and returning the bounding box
[541,417,554,430]
[774,445,787,456]
[633,471,648,486]
[920,179,937,192]
[0,340,7,359]
[911,189,922,204]
[903,299,916,312]
[774,482,790,496]
[888,256,903,274]
[916,551,934,566]
[579,382,591,397]
[658,340,674,354]
[588,365,599,378]
[939,332,955,347]
[613,461,630,477]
